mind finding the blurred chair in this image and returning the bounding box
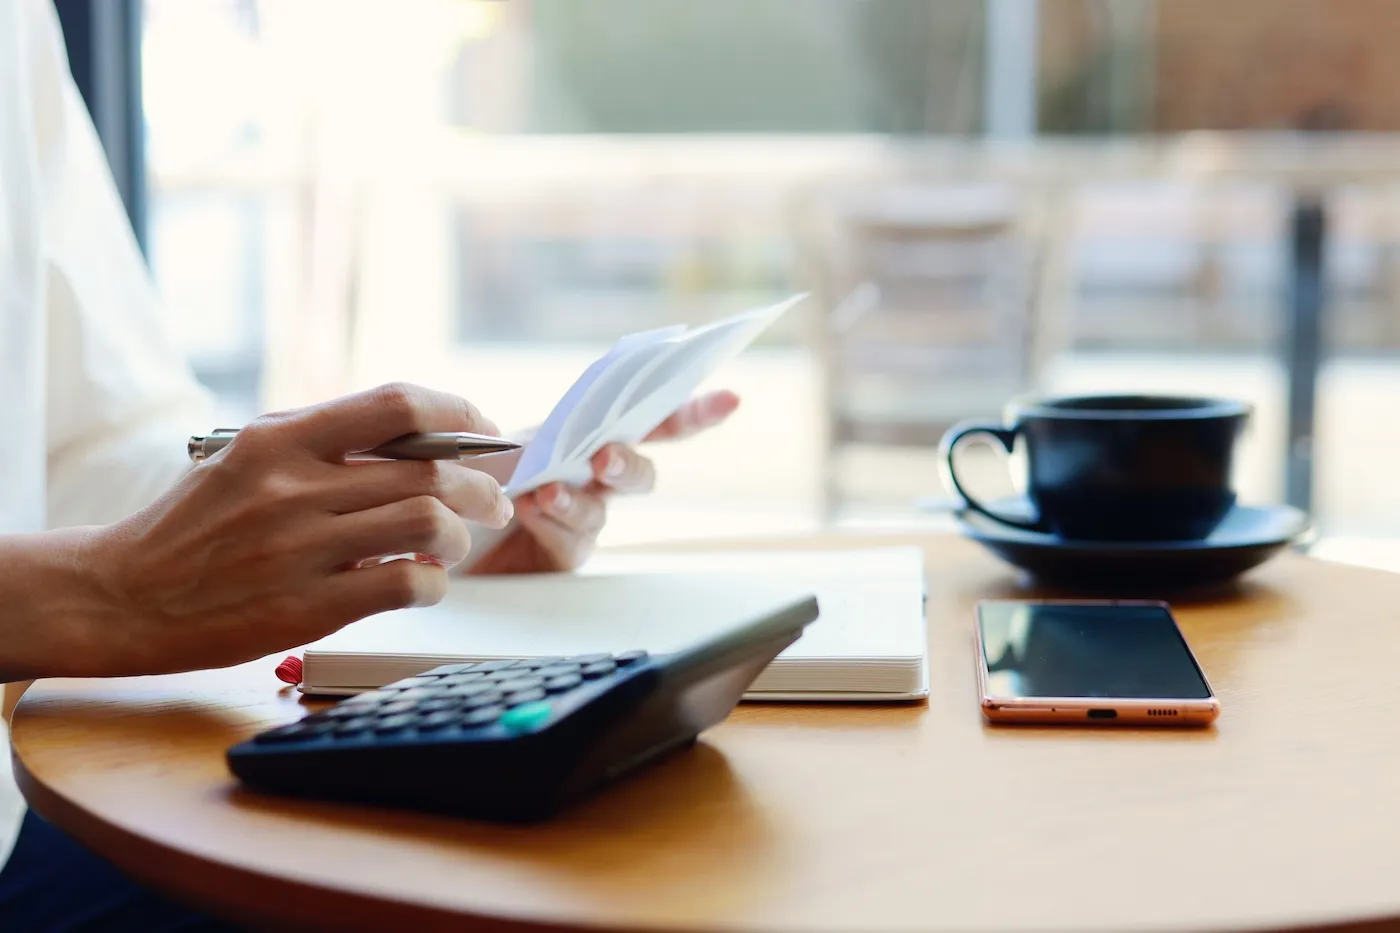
[1065,180,1281,351]
[794,182,1053,522]
[1324,182,1400,352]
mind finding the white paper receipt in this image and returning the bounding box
[505,294,805,496]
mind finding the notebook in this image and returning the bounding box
[504,294,804,496]
[298,547,928,702]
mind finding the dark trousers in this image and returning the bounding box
[0,810,240,932]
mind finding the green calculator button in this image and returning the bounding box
[499,700,553,733]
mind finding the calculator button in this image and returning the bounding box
[438,672,485,686]
[324,704,368,719]
[537,664,582,679]
[385,676,438,691]
[500,701,553,733]
[254,726,305,744]
[373,714,419,734]
[446,682,493,698]
[569,653,612,665]
[507,657,562,671]
[343,690,393,705]
[417,698,459,714]
[486,670,524,683]
[581,660,617,679]
[417,710,461,731]
[470,660,515,673]
[544,674,582,693]
[495,676,545,694]
[614,650,648,665]
[255,722,323,744]
[333,717,376,736]
[427,664,479,677]
[379,700,417,716]
[460,705,505,727]
[462,691,504,710]
[505,688,546,707]
[395,687,442,702]
[280,721,334,738]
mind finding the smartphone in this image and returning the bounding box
[974,599,1219,726]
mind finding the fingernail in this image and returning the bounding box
[499,496,515,526]
[709,392,738,418]
[547,487,572,515]
[604,449,626,479]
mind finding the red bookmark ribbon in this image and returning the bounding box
[274,655,304,685]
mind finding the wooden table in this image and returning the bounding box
[12,532,1400,933]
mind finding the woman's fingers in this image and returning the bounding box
[294,382,501,461]
[318,557,451,624]
[512,493,599,570]
[589,445,656,495]
[534,484,608,538]
[324,496,473,570]
[644,390,740,442]
[322,459,513,528]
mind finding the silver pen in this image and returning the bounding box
[187,429,522,463]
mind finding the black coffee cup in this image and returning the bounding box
[939,394,1251,542]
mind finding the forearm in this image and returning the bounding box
[0,528,118,683]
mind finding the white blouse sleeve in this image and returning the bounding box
[25,0,212,528]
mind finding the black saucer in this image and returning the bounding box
[956,499,1315,591]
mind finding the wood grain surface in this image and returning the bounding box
[11,532,1400,933]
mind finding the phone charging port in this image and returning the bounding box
[1087,709,1118,720]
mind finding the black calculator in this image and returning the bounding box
[227,592,818,822]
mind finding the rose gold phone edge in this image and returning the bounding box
[973,599,1220,727]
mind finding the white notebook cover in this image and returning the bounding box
[300,547,928,702]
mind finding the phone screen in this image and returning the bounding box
[977,602,1212,700]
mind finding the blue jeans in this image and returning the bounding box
[0,810,240,932]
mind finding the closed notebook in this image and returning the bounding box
[299,547,928,702]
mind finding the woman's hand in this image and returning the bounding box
[70,383,513,677]
[468,390,740,575]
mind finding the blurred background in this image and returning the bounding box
[54,0,1400,564]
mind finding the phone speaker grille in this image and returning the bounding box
[1147,708,1179,717]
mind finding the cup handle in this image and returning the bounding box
[938,420,1042,531]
